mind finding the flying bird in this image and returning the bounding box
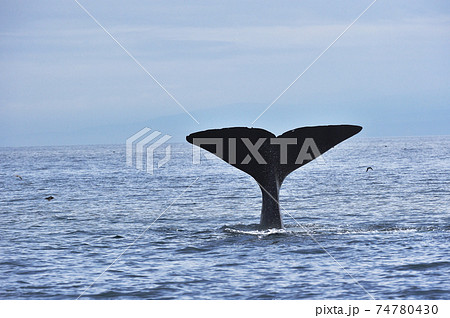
[45,196,54,201]
[366,167,373,172]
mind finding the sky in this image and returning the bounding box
[0,0,449,146]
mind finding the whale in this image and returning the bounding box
[186,125,362,229]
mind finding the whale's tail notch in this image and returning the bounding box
[186,125,362,229]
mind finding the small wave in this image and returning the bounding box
[176,246,210,254]
[214,262,245,268]
[0,260,25,267]
[291,248,326,255]
[395,261,450,271]
[222,225,287,236]
[399,288,449,299]
[335,228,419,235]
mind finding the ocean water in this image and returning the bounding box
[0,136,449,300]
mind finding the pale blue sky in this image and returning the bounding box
[1,0,449,146]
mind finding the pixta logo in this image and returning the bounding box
[191,137,324,165]
[126,128,172,174]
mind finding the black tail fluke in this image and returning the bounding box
[186,125,362,229]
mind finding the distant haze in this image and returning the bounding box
[1,0,449,146]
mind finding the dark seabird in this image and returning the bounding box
[15,175,23,180]
[366,167,373,172]
[45,196,54,201]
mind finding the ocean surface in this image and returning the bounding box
[0,136,449,300]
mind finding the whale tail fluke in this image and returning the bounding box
[186,125,362,229]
